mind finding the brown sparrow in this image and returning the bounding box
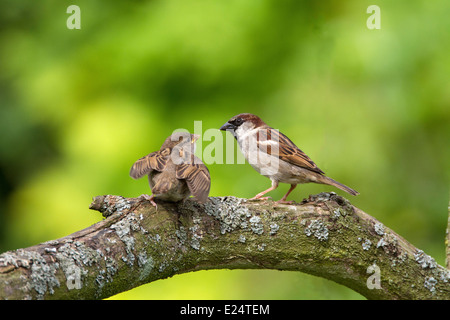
[220,113,359,203]
[130,132,211,207]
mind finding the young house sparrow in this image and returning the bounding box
[220,113,359,203]
[130,132,211,207]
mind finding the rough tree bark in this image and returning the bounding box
[0,193,449,300]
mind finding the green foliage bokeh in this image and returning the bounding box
[0,0,448,299]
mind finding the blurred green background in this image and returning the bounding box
[0,0,448,299]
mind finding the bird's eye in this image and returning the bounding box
[233,118,243,126]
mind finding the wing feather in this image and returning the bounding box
[176,155,211,203]
[256,128,325,174]
[129,148,170,179]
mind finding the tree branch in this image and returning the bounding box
[447,200,450,270]
[0,193,449,300]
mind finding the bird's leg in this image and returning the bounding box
[140,194,158,210]
[276,184,297,204]
[250,180,279,201]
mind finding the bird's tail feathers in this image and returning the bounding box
[320,176,359,196]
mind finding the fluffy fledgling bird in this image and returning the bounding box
[220,113,359,203]
[130,132,211,207]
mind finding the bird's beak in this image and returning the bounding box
[220,122,235,131]
[191,134,200,143]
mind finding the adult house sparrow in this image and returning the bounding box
[220,113,359,203]
[130,132,211,207]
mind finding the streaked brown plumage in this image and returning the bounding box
[220,113,359,203]
[130,133,210,206]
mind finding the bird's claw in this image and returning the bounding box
[139,194,158,210]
